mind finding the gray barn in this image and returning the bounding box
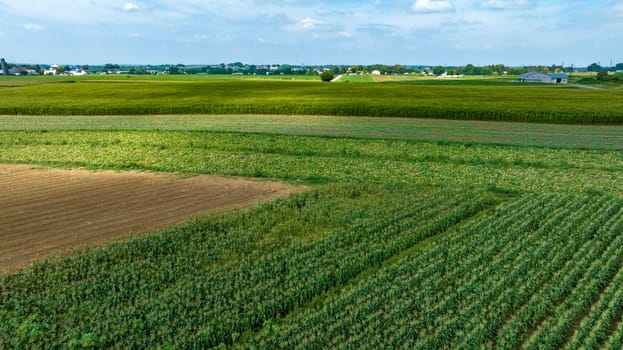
[519,71,568,84]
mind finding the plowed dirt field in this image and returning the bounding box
[0,164,302,273]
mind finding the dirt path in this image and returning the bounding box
[0,164,304,273]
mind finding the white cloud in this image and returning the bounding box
[123,2,141,11]
[481,0,531,9]
[338,31,352,38]
[613,2,623,13]
[1,1,153,26]
[288,17,325,31]
[257,37,280,45]
[24,23,43,31]
[412,0,455,13]
[193,34,209,40]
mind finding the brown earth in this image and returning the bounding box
[0,164,304,273]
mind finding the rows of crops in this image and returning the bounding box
[247,193,623,349]
[2,85,623,349]
[0,184,495,348]
[1,79,622,123]
[1,130,622,194]
[2,115,623,149]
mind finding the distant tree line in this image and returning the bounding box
[2,61,622,77]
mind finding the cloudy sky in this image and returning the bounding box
[1,0,622,66]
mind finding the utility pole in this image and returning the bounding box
[0,58,8,76]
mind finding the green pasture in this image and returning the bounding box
[2,78,623,348]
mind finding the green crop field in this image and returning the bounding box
[1,76,623,123]
[2,115,623,149]
[340,75,375,83]
[1,76,623,348]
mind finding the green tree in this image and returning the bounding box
[392,64,405,74]
[320,70,335,82]
[432,66,445,75]
[587,63,602,72]
[596,70,610,81]
[167,66,183,75]
[462,64,475,75]
[615,63,623,71]
[480,66,493,75]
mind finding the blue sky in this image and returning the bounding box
[1,0,622,66]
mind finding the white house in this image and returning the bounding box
[371,70,381,76]
[519,71,568,84]
[437,72,464,79]
[43,64,60,76]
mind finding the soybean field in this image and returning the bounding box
[1,76,623,349]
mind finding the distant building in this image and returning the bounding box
[43,64,64,75]
[519,71,568,84]
[0,58,8,75]
[371,70,381,75]
[549,73,569,84]
[70,70,88,76]
[7,67,37,76]
[437,72,464,79]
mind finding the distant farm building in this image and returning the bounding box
[519,72,568,84]
[43,64,61,76]
[1,58,8,75]
[371,70,381,76]
[70,70,88,76]
[7,67,37,76]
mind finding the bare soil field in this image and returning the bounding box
[0,164,303,273]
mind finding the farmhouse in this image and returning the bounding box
[43,64,60,76]
[371,70,381,75]
[519,71,568,84]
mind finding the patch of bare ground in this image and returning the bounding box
[0,164,304,273]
